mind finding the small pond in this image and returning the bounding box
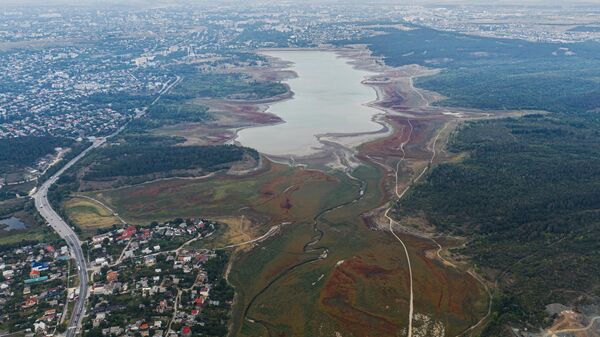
[0,216,27,231]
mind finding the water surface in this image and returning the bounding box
[236,50,382,156]
[0,216,27,231]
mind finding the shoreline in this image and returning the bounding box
[232,47,404,164]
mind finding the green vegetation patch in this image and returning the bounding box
[416,60,600,113]
[168,71,287,101]
[84,144,257,180]
[0,136,73,173]
[0,201,55,247]
[147,100,211,123]
[129,100,213,131]
[394,114,600,332]
[354,27,600,113]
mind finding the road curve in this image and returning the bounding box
[33,138,105,337]
[31,75,181,337]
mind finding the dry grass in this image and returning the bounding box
[212,216,256,247]
[63,197,121,231]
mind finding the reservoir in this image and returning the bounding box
[236,50,382,157]
[0,216,27,231]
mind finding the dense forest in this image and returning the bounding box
[394,114,600,334]
[0,136,73,173]
[354,27,600,113]
[416,59,600,113]
[84,141,258,180]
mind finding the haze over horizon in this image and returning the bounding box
[4,0,600,6]
[2,1,600,337]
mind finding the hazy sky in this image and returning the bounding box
[4,0,600,5]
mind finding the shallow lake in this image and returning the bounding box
[236,50,382,157]
[0,216,27,231]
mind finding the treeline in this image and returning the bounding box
[84,92,151,112]
[117,133,186,147]
[234,23,293,47]
[167,72,287,101]
[129,100,213,131]
[0,238,41,253]
[416,60,600,113]
[0,199,25,218]
[84,144,257,180]
[0,189,17,202]
[351,26,600,114]
[147,100,211,124]
[48,177,82,236]
[0,136,73,172]
[394,114,600,334]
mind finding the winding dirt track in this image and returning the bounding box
[385,118,494,337]
[228,50,525,336]
[384,119,415,337]
[239,96,489,337]
[544,316,600,337]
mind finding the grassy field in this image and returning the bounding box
[0,211,57,247]
[85,163,341,226]
[229,164,488,337]
[0,226,48,246]
[81,157,488,336]
[63,197,122,236]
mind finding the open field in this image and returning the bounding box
[231,164,488,337]
[76,142,491,337]
[83,152,489,336]
[63,197,122,236]
[84,162,345,229]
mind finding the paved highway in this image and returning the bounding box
[31,75,180,336]
[33,138,106,337]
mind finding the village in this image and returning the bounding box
[82,218,233,337]
[0,217,233,337]
[0,240,74,336]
